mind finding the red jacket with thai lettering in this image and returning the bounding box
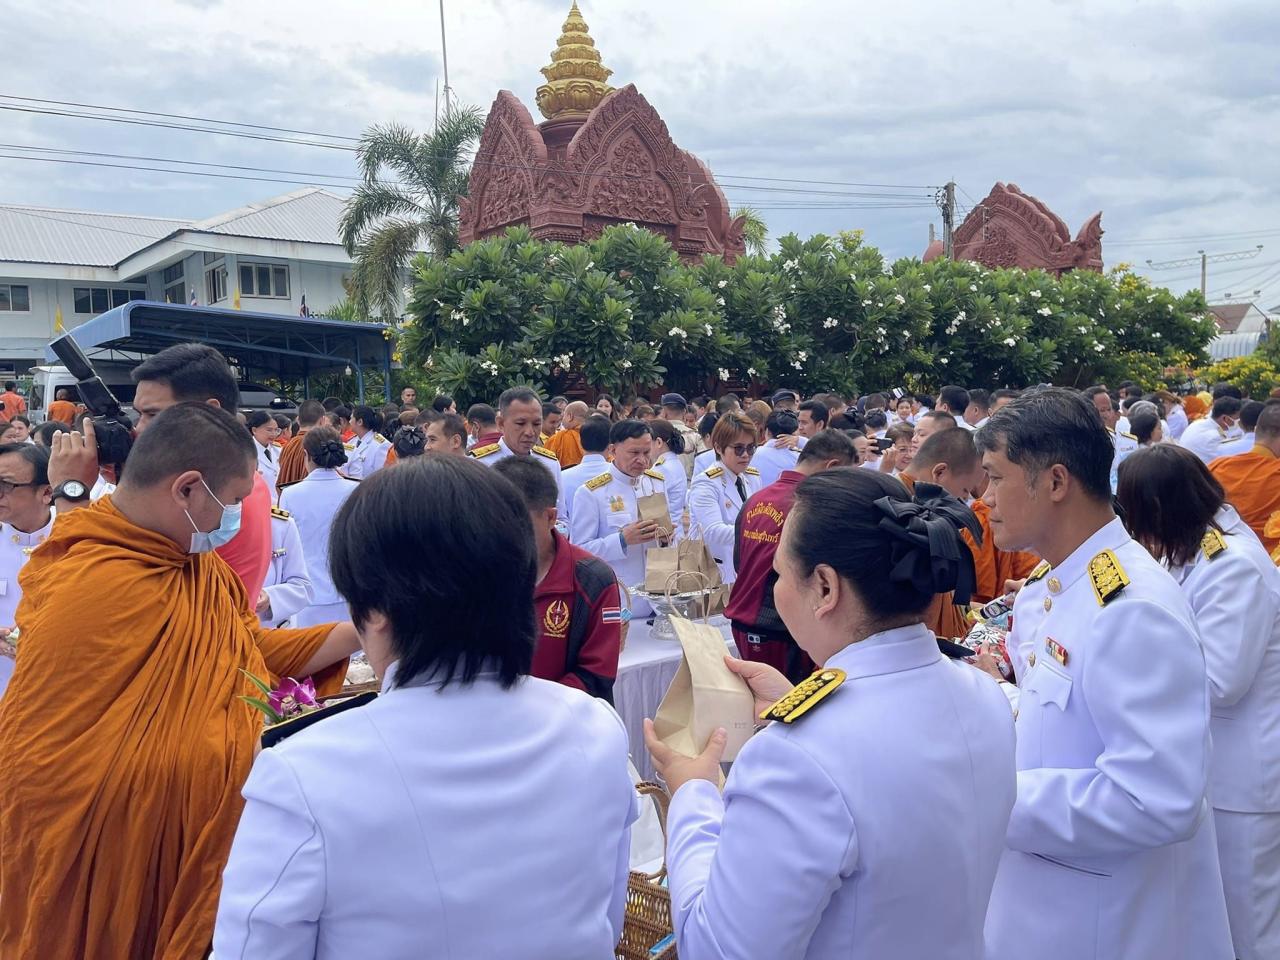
[725,470,804,635]
[533,530,623,703]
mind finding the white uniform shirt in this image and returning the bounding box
[666,624,1016,958]
[471,439,565,517]
[214,663,637,960]
[693,448,717,476]
[279,469,360,611]
[0,510,54,697]
[985,517,1233,960]
[1180,417,1230,463]
[1108,428,1139,491]
[559,452,610,523]
[260,508,313,627]
[255,438,279,490]
[1217,431,1255,458]
[749,440,798,488]
[1167,404,1189,439]
[687,464,761,583]
[570,463,671,604]
[343,431,391,480]
[652,453,689,526]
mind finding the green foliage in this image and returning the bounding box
[1201,354,1280,398]
[397,226,1218,404]
[730,206,769,257]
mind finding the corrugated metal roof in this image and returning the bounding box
[0,204,187,267]
[189,188,349,245]
[1208,331,1264,360]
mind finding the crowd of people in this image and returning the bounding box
[0,343,1278,958]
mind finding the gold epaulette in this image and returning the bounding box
[584,472,612,491]
[1088,549,1129,606]
[343,441,357,451]
[744,466,760,476]
[270,505,291,521]
[706,465,724,479]
[1201,528,1227,560]
[1120,431,1137,441]
[1025,561,1051,585]
[469,443,501,459]
[654,455,667,466]
[760,668,846,724]
[643,468,665,481]
[532,445,559,461]
[375,433,388,444]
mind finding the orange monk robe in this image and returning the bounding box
[1184,395,1208,422]
[962,499,1041,603]
[274,431,309,494]
[46,399,77,424]
[1209,446,1280,555]
[897,471,972,638]
[545,427,583,468]
[0,498,348,959]
[384,446,398,465]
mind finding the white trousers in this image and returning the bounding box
[1215,808,1280,960]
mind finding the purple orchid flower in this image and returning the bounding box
[268,677,318,718]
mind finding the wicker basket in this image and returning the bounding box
[616,782,677,960]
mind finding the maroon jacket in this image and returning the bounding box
[725,470,805,636]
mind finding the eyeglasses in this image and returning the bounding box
[725,443,757,457]
[0,479,41,496]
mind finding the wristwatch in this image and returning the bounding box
[52,480,90,503]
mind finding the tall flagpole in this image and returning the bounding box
[439,0,453,116]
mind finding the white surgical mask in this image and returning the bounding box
[185,478,242,553]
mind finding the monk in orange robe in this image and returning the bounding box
[46,388,78,424]
[544,400,590,468]
[1209,403,1280,554]
[275,398,327,494]
[0,402,358,959]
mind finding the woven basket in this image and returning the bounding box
[616,782,677,960]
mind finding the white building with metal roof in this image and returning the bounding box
[0,188,357,369]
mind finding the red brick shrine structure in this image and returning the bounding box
[924,182,1104,276]
[458,2,746,262]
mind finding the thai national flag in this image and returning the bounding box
[601,606,623,625]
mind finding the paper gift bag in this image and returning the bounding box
[644,545,682,593]
[636,491,675,540]
[653,616,755,762]
[677,537,722,587]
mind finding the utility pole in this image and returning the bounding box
[438,0,453,116]
[1146,245,1263,298]
[937,181,956,259]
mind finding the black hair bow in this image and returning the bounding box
[873,481,984,603]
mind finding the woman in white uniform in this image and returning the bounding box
[247,411,281,490]
[1117,445,1280,960]
[215,455,636,959]
[687,412,761,583]
[279,428,359,628]
[646,468,1016,958]
[648,419,689,528]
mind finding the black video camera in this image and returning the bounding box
[48,333,134,472]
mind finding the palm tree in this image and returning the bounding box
[340,106,486,320]
[732,205,769,257]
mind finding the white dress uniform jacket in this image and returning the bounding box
[213,662,637,960]
[255,438,279,490]
[342,431,391,480]
[1169,526,1280,959]
[693,448,717,476]
[984,517,1233,960]
[471,438,566,517]
[570,463,671,615]
[1107,427,1138,491]
[1217,430,1255,458]
[1179,416,1230,463]
[652,453,689,526]
[749,441,799,488]
[258,507,313,627]
[687,464,760,583]
[0,510,54,697]
[278,469,360,628]
[666,624,1016,958]
[1167,404,1189,439]
[559,452,610,523]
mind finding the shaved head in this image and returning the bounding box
[121,402,255,492]
[296,400,326,427]
[1255,401,1280,441]
[909,428,984,500]
[562,400,591,428]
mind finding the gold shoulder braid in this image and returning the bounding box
[643,468,665,481]
[1025,561,1051,585]
[1088,549,1130,606]
[1201,528,1227,560]
[760,668,846,724]
[584,472,612,491]
[469,443,501,459]
[270,505,291,521]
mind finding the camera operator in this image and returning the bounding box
[48,343,274,601]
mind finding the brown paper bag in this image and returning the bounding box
[636,491,674,540]
[677,537,723,588]
[653,616,755,762]
[644,545,682,593]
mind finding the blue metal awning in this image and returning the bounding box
[45,301,394,400]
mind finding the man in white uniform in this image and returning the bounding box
[1086,387,1137,490]
[342,406,392,479]
[1181,396,1243,463]
[1217,399,1262,458]
[976,388,1232,960]
[936,384,975,431]
[255,505,313,627]
[558,415,612,523]
[470,387,565,518]
[749,410,800,487]
[0,443,54,696]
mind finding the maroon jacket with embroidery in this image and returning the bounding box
[725,470,804,635]
[533,530,623,703]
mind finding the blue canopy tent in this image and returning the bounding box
[44,301,394,402]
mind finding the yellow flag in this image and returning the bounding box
[233,287,242,310]
[54,303,65,334]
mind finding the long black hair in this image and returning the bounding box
[1116,444,1224,567]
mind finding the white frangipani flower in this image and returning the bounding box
[1030,289,1042,299]
[862,299,873,307]
[704,323,714,336]
[969,284,978,292]
[1037,306,1052,316]
[716,297,726,307]
[823,317,839,329]
[783,258,799,271]
[923,284,932,293]
[893,293,906,305]
[668,326,688,339]
[1003,337,1017,347]
[747,366,758,377]
[717,279,728,288]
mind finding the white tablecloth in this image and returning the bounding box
[615,616,737,781]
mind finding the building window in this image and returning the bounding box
[161,262,184,285]
[0,284,30,312]
[203,251,222,265]
[72,287,145,314]
[238,261,289,299]
[206,266,228,303]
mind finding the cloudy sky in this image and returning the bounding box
[4,0,1278,306]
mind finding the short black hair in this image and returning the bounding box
[795,429,857,466]
[1211,382,1243,400]
[697,412,720,438]
[975,387,1113,502]
[10,415,29,428]
[765,410,799,437]
[3,381,14,391]
[1211,396,1243,419]
[967,389,990,410]
[580,415,613,453]
[494,454,560,511]
[991,388,1021,404]
[334,405,352,421]
[32,421,70,447]
[322,397,342,412]
[938,385,969,412]
[542,402,561,419]
[498,386,541,413]
[467,403,497,428]
[798,399,829,426]
[1129,410,1161,445]
[432,394,454,413]
[0,442,49,485]
[1117,445,1224,567]
[432,412,468,445]
[1239,400,1266,432]
[830,411,866,433]
[132,343,240,414]
[304,427,348,469]
[296,399,326,426]
[352,405,381,432]
[245,410,274,430]
[610,419,652,445]
[272,413,291,430]
[121,402,254,491]
[329,455,536,690]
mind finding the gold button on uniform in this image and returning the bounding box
[1043,597,1052,612]
[1028,653,1037,667]
[1048,577,1062,594]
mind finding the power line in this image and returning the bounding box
[1107,228,1280,248]
[0,153,357,189]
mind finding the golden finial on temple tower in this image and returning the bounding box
[535,1,614,121]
